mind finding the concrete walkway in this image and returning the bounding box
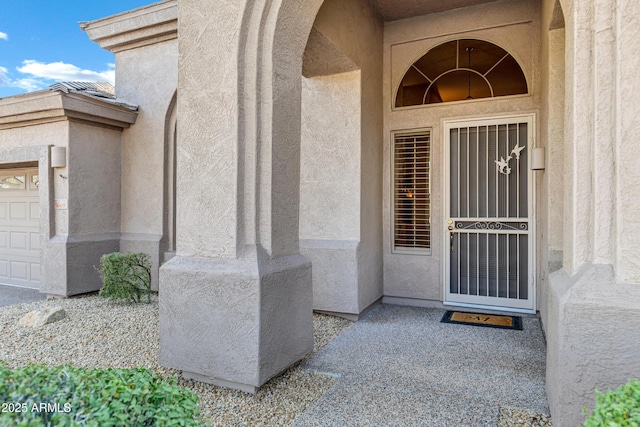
[295,304,549,427]
[0,284,47,307]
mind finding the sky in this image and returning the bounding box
[0,1,156,98]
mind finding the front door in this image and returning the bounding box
[444,116,534,312]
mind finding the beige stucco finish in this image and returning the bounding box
[163,0,640,418]
[1,0,639,421]
[83,1,178,289]
[300,0,383,316]
[301,71,361,242]
[110,0,640,416]
[0,90,137,296]
[159,0,324,392]
[542,0,640,425]
[84,0,640,422]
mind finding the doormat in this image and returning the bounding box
[440,310,523,330]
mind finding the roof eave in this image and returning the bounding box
[81,0,177,53]
[0,91,138,130]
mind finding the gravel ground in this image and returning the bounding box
[498,407,553,427]
[0,294,352,426]
[0,295,551,426]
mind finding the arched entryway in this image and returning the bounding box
[161,0,544,392]
[159,0,328,393]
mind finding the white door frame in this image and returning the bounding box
[442,114,536,314]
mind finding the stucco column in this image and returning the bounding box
[545,0,640,425]
[561,0,593,276]
[615,0,640,284]
[159,0,318,392]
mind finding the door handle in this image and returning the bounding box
[449,225,455,252]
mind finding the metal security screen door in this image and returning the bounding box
[445,116,534,312]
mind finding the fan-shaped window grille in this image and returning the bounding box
[395,39,528,107]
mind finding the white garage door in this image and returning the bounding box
[0,169,41,289]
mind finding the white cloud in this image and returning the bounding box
[0,60,115,95]
[17,60,115,84]
[0,32,7,41]
[0,66,10,86]
[13,78,44,92]
[0,64,46,92]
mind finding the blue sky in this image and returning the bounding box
[0,1,155,98]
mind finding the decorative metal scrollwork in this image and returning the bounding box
[454,221,528,231]
[495,143,526,175]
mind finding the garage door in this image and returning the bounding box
[0,169,40,289]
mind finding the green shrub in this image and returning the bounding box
[97,252,153,303]
[0,364,201,426]
[584,379,640,426]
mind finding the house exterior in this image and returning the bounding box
[0,0,638,425]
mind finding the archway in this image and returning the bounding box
[162,91,177,262]
[160,0,328,393]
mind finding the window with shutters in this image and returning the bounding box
[393,130,431,254]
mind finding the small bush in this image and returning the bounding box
[97,252,153,303]
[0,364,201,426]
[584,379,640,426]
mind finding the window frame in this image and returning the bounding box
[0,174,27,190]
[393,38,529,109]
[391,128,432,255]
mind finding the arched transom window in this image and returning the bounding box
[395,39,528,107]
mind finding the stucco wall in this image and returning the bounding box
[161,0,320,392]
[0,121,67,296]
[68,123,121,236]
[544,0,640,425]
[299,0,383,315]
[0,121,68,149]
[300,71,361,314]
[116,40,177,237]
[538,0,565,329]
[0,121,68,236]
[174,1,244,259]
[615,0,640,284]
[382,0,541,304]
[357,0,385,312]
[0,96,134,296]
[115,39,178,289]
[59,122,121,294]
[300,71,361,241]
[547,265,640,427]
[544,9,565,260]
[555,0,639,279]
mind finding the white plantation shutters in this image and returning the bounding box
[393,131,431,252]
